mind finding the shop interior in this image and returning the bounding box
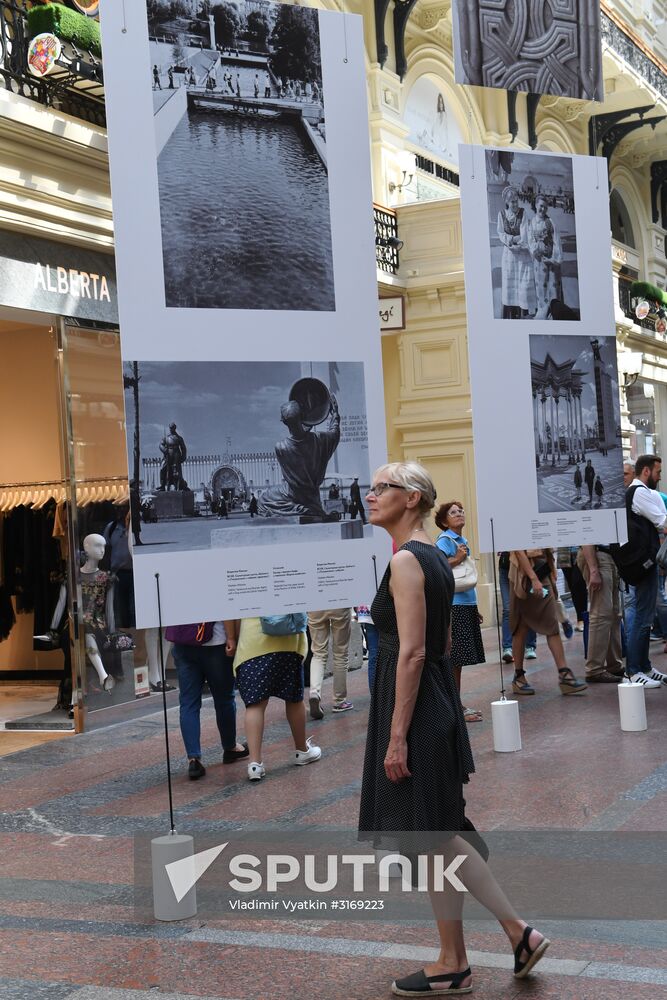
[0,314,177,738]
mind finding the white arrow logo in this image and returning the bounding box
[165,842,228,902]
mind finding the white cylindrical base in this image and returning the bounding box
[491,699,522,752]
[152,833,197,921]
[618,681,647,732]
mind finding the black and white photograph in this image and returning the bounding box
[148,0,334,311]
[125,360,371,553]
[530,335,624,514]
[452,0,603,101]
[486,149,579,320]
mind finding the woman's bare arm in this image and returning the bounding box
[385,550,426,781]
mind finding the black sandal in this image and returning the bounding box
[511,669,535,695]
[392,967,472,996]
[513,926,550,978]
[558,667,587,695]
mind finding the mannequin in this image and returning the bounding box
[34,581,72,710]
[80,533,116,693]
[144,627,175,691]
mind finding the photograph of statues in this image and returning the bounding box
[452,0,603,101]
[486,149,580,320]
[146,0,334,311]
[530,335,625,514]
[124,359,371,553]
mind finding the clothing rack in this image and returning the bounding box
[0,476,129,510]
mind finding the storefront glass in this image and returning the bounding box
[626,380,660,458]
[60,322,178,728]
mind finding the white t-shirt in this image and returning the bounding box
[203,622,227,646]
[630,479,667,531]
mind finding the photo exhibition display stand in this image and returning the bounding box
[150,572,196,922]
[100,2,391,629]
[459,144,626,554]
[489,519,521,753]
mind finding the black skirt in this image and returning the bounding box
[236,652,304,706]
[450,604,485,668]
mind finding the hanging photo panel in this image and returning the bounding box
[101,2,390,626]
[100,0,380,358]
[452,0,603,101]
[459,144,625,551]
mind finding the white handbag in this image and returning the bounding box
[453,556,478,593]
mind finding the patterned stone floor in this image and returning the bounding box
[0,628,665,999]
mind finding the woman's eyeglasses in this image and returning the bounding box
[368,482,406,497]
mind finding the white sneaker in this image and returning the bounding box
[647,667,667,687]
[294,737,322,766]
[247,761,266,781]
[625,671,661,689]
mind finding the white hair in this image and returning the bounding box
[374,461,437,514]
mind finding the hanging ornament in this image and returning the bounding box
[70,0,100,15]
[27,33,62,77]
[634,299,650,320]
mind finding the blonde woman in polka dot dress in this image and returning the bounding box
[358,461,550,995]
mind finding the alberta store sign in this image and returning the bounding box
[0,229,118,323]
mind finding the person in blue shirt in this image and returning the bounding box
[435,500,485,722]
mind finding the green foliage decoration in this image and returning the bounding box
[27,3,102,56]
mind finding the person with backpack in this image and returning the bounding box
[166,621,249,780]
[621,455,667,688]
[234,615,321,781]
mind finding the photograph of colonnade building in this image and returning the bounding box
[530,334,625,513]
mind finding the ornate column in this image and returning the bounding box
[577,394,586,459]
[550,391,555,466]
[555,392,561,463]
[533,390,540,465]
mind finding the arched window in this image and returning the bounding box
[404,77,463,166]
[610,189,635,249]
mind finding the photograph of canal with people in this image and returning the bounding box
[147,0,334,311]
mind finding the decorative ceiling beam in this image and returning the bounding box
[588,105,654,157]
[527,93,541,150]
[599,116,666,168]
[393,0,418,81]
[374,0,392,68]
[507,92,518,143]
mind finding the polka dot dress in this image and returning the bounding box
[358,542,475,848]
[236,652,304,706]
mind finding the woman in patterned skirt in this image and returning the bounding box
[435,501,485,723]
[496,185,536,319]
[358,461,550,995]
[234,617,321,781]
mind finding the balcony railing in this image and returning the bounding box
[0,0,105,126]
[374,205,401,275]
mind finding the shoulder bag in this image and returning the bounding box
[164,622,214,645]
[453,556,477,594]
[260,614,308,636]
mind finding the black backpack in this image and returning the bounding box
[610,484,660,585]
